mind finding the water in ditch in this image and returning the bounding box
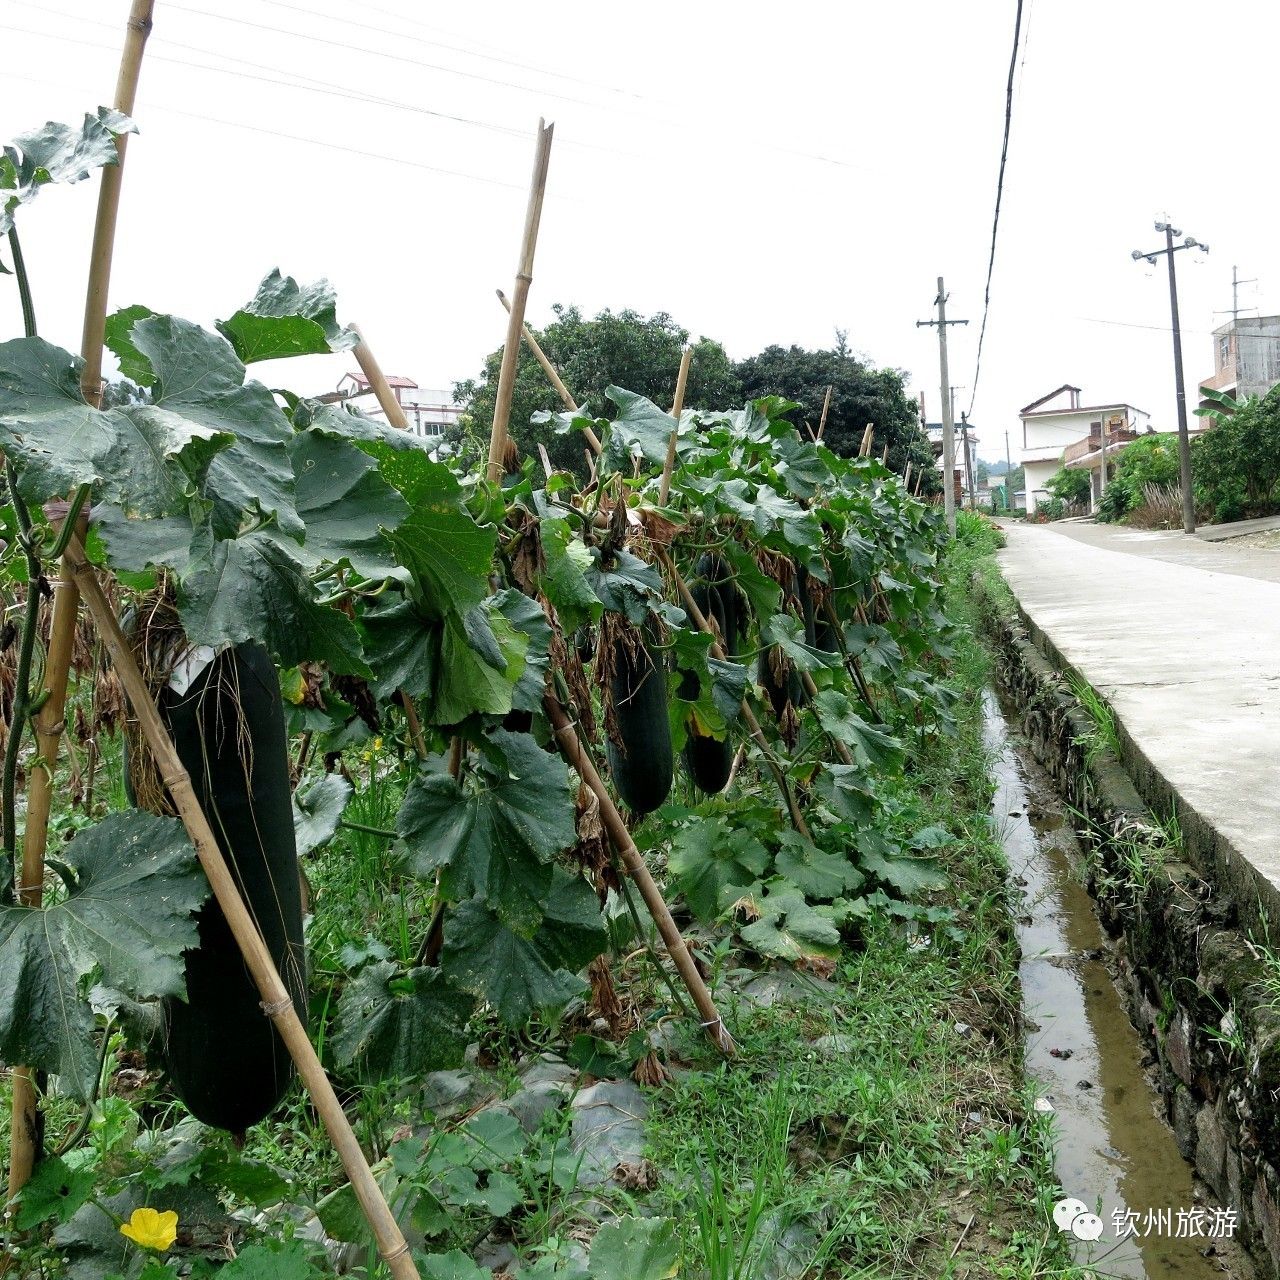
[983,691,1248,1279]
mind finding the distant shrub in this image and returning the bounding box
[1193,387,1280,523]
[1045,466,1091,507]
[1097,433,1181,523]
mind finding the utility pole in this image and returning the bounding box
[1132,221,1208,534]
[1004,429,1013,512]
[1214,265,1256,324]
[917,278,968,536]
[960,412,976,511]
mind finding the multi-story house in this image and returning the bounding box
[1019,385,1150,515]
[1199,316,1280,406]
[332,373,463,441]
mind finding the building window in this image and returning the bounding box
[1220,336,1230,369]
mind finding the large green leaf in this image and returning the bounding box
[668,815,769,922]
[362,598,438,700]
[117,312,302,535]
[292,773,353,857]
[179,531,369,675]
[537,515,600,634]
[93,501,213,576]
[397,730,574,929]
[586,547,665,623]
[1,108,135,235]
[590,1217,679,1280]
[812,690,904,770]
[330,961,474,1081]
[433,604,525,725]
[216,269,357,364]
[0,811,206,1097]
[761,614,842,674]
[0,337,231,516]
[603,386,678,470]
[377,449,496,619]
[773,830,863,901]
[738,883,841,961]
[441,871,604,1026]
[491,588,552,712]
[291,430,407,577]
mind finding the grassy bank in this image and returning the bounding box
[640,513,1088,1278]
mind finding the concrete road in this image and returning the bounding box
[996,519,1280,898]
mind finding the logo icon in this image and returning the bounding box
[1053,1197,1104,1241]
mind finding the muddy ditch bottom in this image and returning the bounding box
[983,691,1248,1279]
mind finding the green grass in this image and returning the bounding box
[640,518,1090,1278]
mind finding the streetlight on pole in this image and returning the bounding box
[1131,220,1209,534]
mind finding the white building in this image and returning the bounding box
[1018,385,1150,515]
[333,373,463,441]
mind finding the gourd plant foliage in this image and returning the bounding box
[0,110,960,1100]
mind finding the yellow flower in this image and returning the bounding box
[119,1207,178,1251]
[373,736,383,751]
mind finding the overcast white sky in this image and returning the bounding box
[4,0,1278,463]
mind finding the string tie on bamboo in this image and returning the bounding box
[259,996,292,1017]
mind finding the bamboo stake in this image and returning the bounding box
[495,289,608,454]
[9,0,155,1204]
[657,346,692,506]
[486,121,554,484]
[544,694,734,1056]
[903,462,913,490]
[816,384,833,441]
[79,0,153,405]
[351,324,409,430]
[859,424,874,457]
[345,334,435,754]
[881,445,889,465]
[64,539,420,1280]
[656,549,812,840]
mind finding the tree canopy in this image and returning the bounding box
[734,339,936,488]
[452,305,740,474]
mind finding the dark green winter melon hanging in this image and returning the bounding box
[604,620,673,817]
[128,637,306,1135]
[681,572,732,795]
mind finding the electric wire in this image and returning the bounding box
[2,68,531,194]
[253,0,648,103]
[966,0,1025,420]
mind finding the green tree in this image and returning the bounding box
[453,305,741,475]
[1193,388,1280,522]
[1098,433,1181,522]
[733,341,935,488]
[1045,466,1091,506]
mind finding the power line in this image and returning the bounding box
[160,1,653,115]
[966,0,1025,420]
[4,4,889,184]
[4,12,649,166]
[2,68,532,194]
[253,0,648,104]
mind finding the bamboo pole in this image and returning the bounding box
[859,424,874,457]
[816,384,832,441]
[881,445,889,465]
[544,694,734,1056]
[351,324,409,430]
[347,332,437,758]
[486,121,554,485]
[64,539,421,1280]
[79,0,153,406]
[657,346,692,506]
[903,462,913,490]
[495,289,607,454]
[656,549,812,840]
[9,0,156,1204]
